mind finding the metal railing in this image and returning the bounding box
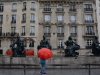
[0,63,99,75]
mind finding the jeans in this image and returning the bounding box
[40,63,45,73]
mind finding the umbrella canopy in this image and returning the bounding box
[37,48,52,60]
[6,49,13,55]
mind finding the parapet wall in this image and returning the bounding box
[0,55,100,68]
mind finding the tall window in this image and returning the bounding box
[23,40,26,47]
[44,14,50,22]
[57,15,63,22]
[12,3,17,11]
[23,2,26,10]
[71,26,76,34]
[44,26,50,33]
[0,4,4,12]
[70,15,76,22]
[85,4,92,8]
[22,26,25,33]
[30,26,35,35]
[86,39,93,46]
[30,13,35,22]
[58,26,63,33]
[85,14,92,21]
[86,26,94,35]
[12,14,16,23]
[58,39,63,47]
[29,40,34,47]
[22,13,26,22]
[31,2,35,10]
[11,27,15,34]
[57,4,63,11]
[45,4,50,8]
[70,5,75,9]
[0,15,3,23]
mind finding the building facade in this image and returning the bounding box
[0,0,39,55]
[96,0,100,41]
[38,0,97,55]
[0,0,98,55]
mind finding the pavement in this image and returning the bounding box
[0,68,99,75]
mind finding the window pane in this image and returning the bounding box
[71,26,76,33]
[85,14,92,20]
[70,15,76,22]
[44,26,50,33]
[58,26,63,33]
[22,26,25,33]
[30,13,35,21]
[12,3,17,10]
[45,14,50,21]
[58,39,63,46]
[31,2,35,8]
[30,26,35,33]
[58,15,63,21]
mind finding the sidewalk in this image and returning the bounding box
[0,68,99,75]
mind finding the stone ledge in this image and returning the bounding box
[0,55,100,68]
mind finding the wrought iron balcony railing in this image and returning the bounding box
[21,32,25,36]
[30,8,35,11]
[71,33,77,36]
[21,20,26,23]
[30,33,35,36]
[0,9,3,12]
[57,33,64,37]
[44,8,51,11]
[57,46,64,49]
[11,20,16,23]
[57,8,64,11]
[85,33,95,35]
[12,9,17,12]
[84,8,93,11]
[69,9,76,12]
[44,33,51,37]
[22,8,26,11]
[85,20,94,23]
[30,20,35,23]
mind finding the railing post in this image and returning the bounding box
[88,64,91,75]
[24,64,26,75]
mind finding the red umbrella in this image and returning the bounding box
[6,49,13,55]
[37,48,52,60]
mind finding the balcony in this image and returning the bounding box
[57,46,64,49]
[44,33,51,37]
[6,32,19,37]
[69,9,76,12]
[29,44,34,47]
[11,20,16,23]
[84,8,93,12]
[12,9,17,12]
[57,33,64,37]
[83,33,95,38]
[30,8,35,11]
[21,20,26,23]
[0,33,5,37]
[85,20,94,23]
[57,8,64,12]
[0,9,3,12]
[0,21,3,24]
[85,46,92,49]
[21,32,25,36]
[22,8,26,11]
[44,8,51,11]
[30,33,35,36]
[70,33,77,36]
[30,20,35,23]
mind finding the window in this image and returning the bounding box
[11,27,15,33]
[22,26,25,33]
[23,2,26,10]
[22,26,25,35]
[44,14,50,22]
[70,15,76,22]
[86,39,93,46]
[31,2,35,10]
[29,40,34,47]
[0,4,4,12]
[70,5,75,9]
[57,15,63,22]
[71,26,76,34]
[22,13,26,22]
[12,3,17,11]
[30,26,35,35]
[85,4,92,8]
[23,40,26,47]
[58,39,63,47]
[11,40,15,45]
[57,4,63,11]
[58,26,63,33]
[12,14,16,23]
[44,26,50,33]
[30,13,35,22]
[45,4,50,8]
[0,15,3,23]
[86,26,94,35]
[85,14,92,21]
